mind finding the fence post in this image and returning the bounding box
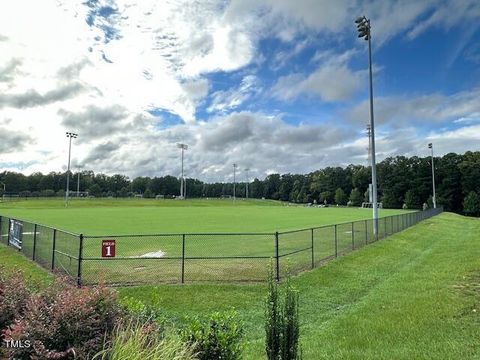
[365,219,368,245]
[384,217,387,238]
[310,228,314,269]
[181,234,186,284]
[32,224,37,261]
[0,216,2,243]
[77,234,83,287]
[351,222,354,250]
[275,232,280,282]
[334,225,338,257]
[51,229,57,270]
[391,216,394,234]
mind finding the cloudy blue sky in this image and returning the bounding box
[0,0,479,181]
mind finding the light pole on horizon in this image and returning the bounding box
[428,143,437,208]
[245,168,250,199]
[233,163,238,202]
[65,132,78,208]
[356,15,378,239]
[177,143,188,199]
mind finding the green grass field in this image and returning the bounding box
[1,212,478,359]
[0,198,407,234]
[0,198,410,284]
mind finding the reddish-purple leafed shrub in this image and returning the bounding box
[0,268,30,331]
[3,281,123,360]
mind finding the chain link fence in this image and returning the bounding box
[0,216,80,282]
[0,207,443,285]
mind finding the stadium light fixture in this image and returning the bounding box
[428,143,437,208]
[177,143,188,199]
[65,132,78,208]
[233,163,238,202]
[355,15,378,239]
[245,168,250,199]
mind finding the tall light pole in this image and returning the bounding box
[428,143,437,208]
[356,15,378,239]
[233,163,237,202]
[245,168,250,199]
[65,132,78,208]
[177,143,188,199]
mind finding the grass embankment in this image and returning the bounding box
[1,212,478,359]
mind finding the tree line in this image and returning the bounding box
[1,151,479,215]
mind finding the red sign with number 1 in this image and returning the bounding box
[102,240,116,257]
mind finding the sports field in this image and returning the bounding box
[0,198,407,234]
[0,198,410,284]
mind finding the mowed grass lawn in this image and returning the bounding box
[0,198,408,234]
[1,212,478,359]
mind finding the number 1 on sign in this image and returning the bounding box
[102,240,116,258]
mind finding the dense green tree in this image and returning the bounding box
[381,191,398,208]
[404,189,422,209]
[334,188,347,205]
[131,177,149,194]
[463,191,480,216]
[319,191,332,204]
[143,188,155,198]
[88,184,102,197]
[349,188,363,207]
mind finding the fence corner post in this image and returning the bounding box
[275,231,280,282]
[77,234,84,287]
[181,234,186,284]
[51,229,57,271]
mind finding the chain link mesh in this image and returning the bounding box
[0,208,443,285]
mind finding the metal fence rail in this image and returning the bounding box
[0,207,443,285]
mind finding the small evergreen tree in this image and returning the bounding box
[265,263,281,360]
[265,262,300,360]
